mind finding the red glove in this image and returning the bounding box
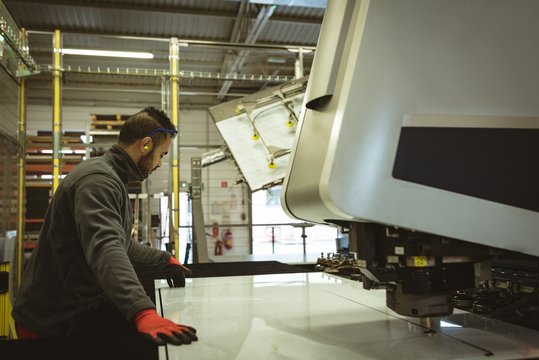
[134,309,198,346]
[16,323,39,339]
[169,256,192,274]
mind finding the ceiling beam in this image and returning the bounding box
[218,1,249,83]
[6,0,323,25]
[217,4,276,99]
[25,28,318,50]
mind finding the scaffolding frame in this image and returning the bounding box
[7,26,309,282]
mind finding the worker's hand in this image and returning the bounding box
[134,309,198,346]
[165,256,192,288]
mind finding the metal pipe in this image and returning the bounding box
[27,29,169,42]
[178,222,316,228]
[60,87,247,97]
[161,77,170,114]
[37,64,296,82]
[132,195,139,242]
[27,30,317,51]
[52,29,62,193]
[161,78,172,249]
[294,48,304,79]
[169,37,180,259]
[247,185,253,255]
[201,146,230,167]
[145,181,152,247]
[16,29,27,290]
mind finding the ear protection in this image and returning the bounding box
[144,145,149,150]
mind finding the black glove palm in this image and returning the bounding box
[165,263,186,288]
[165,256,192,288]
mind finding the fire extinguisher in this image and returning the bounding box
[214,240,223,256]
[223,228,233,249]
[212,222,219,238]
[212,222,223,255]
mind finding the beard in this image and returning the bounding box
[138,151,156,179]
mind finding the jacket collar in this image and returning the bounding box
[104,144,145,184]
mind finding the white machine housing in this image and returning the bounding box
[282,0,539,257]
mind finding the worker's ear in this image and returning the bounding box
[140,137,153,152]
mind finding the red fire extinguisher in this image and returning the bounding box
[212,222,222,255]
[223,228,233,249]
[214,239,223,256]
[212,222,219,238]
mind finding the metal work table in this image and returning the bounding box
[155,272,539,360]
[206,253,320,265]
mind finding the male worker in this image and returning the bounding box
[12,106,197,346]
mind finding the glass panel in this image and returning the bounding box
[251,186,337,256]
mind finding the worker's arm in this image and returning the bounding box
[73,174,197,344]
[73,174,156,321]
[130,243,191,288]
[127,235,168,265]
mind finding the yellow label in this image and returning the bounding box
[413,256,428,267]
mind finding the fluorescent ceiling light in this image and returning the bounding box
[62,48,154,59]
[267,57,286,64]
[287,48,313,53]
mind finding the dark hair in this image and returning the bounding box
[118,106,177,146]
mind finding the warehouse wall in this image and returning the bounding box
[24,104,251,259]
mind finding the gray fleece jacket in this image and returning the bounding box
[12,145,170,336]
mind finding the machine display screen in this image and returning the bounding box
[393,127,539,212]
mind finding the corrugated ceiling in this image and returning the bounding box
[4,0,325,107]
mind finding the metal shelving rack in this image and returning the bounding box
[24,131,85,249]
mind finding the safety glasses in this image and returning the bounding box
[145,127,178,138]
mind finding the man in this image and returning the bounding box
[12,106,197,346]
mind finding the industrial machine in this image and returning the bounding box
[282,0,539,328]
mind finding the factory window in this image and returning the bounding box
[251,186,337,256]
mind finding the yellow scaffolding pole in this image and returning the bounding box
[52,29,62,193]
[169,38,180,259]
[0,261,16,338]
[5,27,30,341]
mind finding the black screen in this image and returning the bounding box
[393,127,539,212]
